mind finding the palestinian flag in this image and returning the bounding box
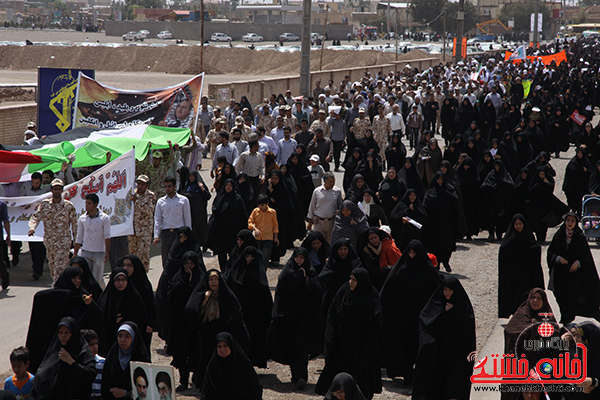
[0,124,191,182]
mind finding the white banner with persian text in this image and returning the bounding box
[1,150,135,242]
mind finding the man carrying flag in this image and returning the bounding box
[508,45,527,61]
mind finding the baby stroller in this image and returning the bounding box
[581,195,600,240]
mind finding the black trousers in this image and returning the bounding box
[332,140,344,169]
[11,240,21,258]
[0,239,8,285]
[29,242,46,275]
[249,176,260,205]
[160,229,179,267]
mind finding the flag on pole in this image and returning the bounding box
[523,79,532,98]
[471,64,483,81]
[508,45,527,61]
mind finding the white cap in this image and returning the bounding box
[310,154,320,162]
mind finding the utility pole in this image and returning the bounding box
[454,0,464,63]
[533,0,539,46]
[299,0,311,96]
[395,8,399,62]
[442,8,446,63]
[387,0,391,38]
[200,0,205,72]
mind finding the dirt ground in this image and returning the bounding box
[0,45,430,76]
[0,87,35,103]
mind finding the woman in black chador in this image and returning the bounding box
[562,147,592,216]
[319,238,362,325]
[31,317,96,400]
[201,332,263,400]
[185,270,250,387]
[206,179,248,269]
[389,189,427,250]
[315,268,383,400]
[227,229,259,271]
[547,212,600,324]
[422,172,460,272]
[266,247,322,390]
[480,159,514,241]
[164,251,204,391]
[226,246,273,368]
[179,167,211,246]
[380,240,440,385]
[323,373,367,400]
[498,214,544,318]
[412,275,475,400]
[300,231,331,274]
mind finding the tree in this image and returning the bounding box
[498,0,551,33]
[410,0,478,33]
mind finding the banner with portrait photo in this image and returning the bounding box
[0,150,135,242]
[131,362,176,400]
[73,73,204,132]
[38,67,96,136]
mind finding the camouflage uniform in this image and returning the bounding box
[136,151,174,199]
[310,119,331,138]
[257,114,275,131]
[128,189,156,272]
[352,117,371,140]
[210,116,229,132]
[28,198,78,285]
[284,115,298,131]
[233,124,252,142]
[372,115,392,160]
[205,129,227,158]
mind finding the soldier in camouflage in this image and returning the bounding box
[128,174,156,272]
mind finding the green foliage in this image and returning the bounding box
[498,0,551,32]
[410,0,479,33]
[53,0,68,12]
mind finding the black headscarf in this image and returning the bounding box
[235,172,254,212]
[590,160,600,194]
[97,268,148,353]
[498,214,544,318]
[319,238,362,322]
[32,317,96,400]
[389,188,427,249]
[287,152,315,215]
[377,167,407,216]
[164,251,204,371]
[101,322,150,400]
[343,148,365,192]
[201,332,262,400]
[413,275,475,400]
[227,229,259,271]
[330,200,369,247]
[380,240,440,381]
[345,173,370,203]
[54,257,102,300]
[398,157,423,198]
[315,267,383,398]
[206,179,248,257]
[300,231,331,274]
[226,246,273,368]
[267,247,322,364]
[385,134,407,171]
[122,254,157,332]
[323,373,366,400]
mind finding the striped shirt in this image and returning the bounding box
[211,142,239,171]
[235,150,265,179]
[91,354,105,398]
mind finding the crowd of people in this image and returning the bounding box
[5,36,600,400]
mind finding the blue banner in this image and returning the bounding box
[38,67,95,136]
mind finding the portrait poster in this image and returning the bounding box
[73,73,204,132]
[130,362,177,400]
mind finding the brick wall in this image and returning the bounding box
[0,103,36,146]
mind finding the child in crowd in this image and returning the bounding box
[4,347,33,400]
[248,194,279,266]
[81,329,104,400]
[309,155,325,188]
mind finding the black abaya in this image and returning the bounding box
[226,229,259,271]
[300,231,331,274]
[412,275,476,400]
[498,214,545,318]
[456,157,481,238]
[185,269,250,387]
[266,248,322,383]
[389,189,427,250]
[315,268,383,400]
[180,168,211,246]
[380,240,440,383]
[563,148,592,215]
[225,246,273,368]
[323,373,367,400]
[31,317,96,400]
[480,160,514,238]
[547,219,600,323]
[201,332,262,400]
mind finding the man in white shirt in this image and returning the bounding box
[306,172,343,242]
[74,193,111,288]
[386,104,406,137]
[270,116,285,143]
[211,132,239,178]
[153,176,192,267]
[257,127,277,156]
[277,127,298,165]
